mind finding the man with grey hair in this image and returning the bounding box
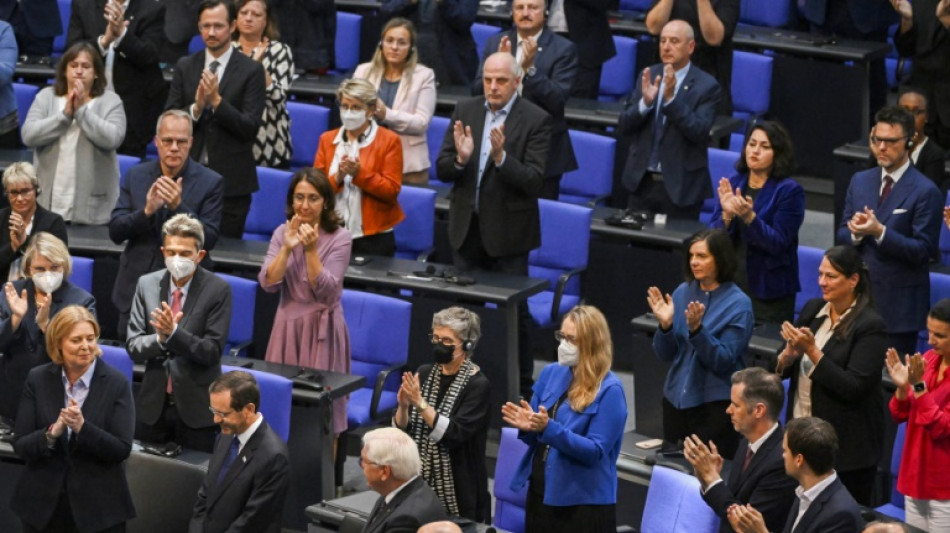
[862,522,909,533]
[110,108,223,340]
[361,427,447,532]
[127,213,231,453]
[436,51,552,398]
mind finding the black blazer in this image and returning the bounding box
[783,298,887,473]
[362,476,448,533]
[166,50,266,197]
[127,267,231,429]
[190,419,290,533]
[109,159,223,316]
[163,0,201,45]
[0,0,62,38]
[780,477,863,533]
[475,28,579,178]
[0,205,68,282]
[436,96,552,258]
[0,279,95,421]
[66,0,166,154]
[561,0,615,67]
[702,428,797,533]
[915,139,948,196]
[12,360,136,532]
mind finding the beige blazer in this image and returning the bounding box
[354,62,436,173]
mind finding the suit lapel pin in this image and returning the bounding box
[242,456,247,463]
[683,84,690,91]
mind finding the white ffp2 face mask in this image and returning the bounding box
[340,109,368,131]
[165,255,197,281]
[557,340,578,367]
[32,271,63,294]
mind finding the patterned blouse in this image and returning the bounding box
[233,40,294,168]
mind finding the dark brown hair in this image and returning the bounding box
[231,0,280,41]
[54,42,106,98]
[285,168,343,232]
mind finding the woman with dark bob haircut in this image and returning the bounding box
[647,229,753,458]
[22,41,126,225]
[259,168,352,436]
[777,244,886,505]
[709,120,804,324]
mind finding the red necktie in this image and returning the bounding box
[879,175,894,206]
[742,447,753,472]
[166,289,183,394]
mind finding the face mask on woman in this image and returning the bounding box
[32,271,63,294]
[433,343,456,365]
[340,109,368,131]
[557,340,578,367]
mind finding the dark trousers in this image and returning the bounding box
[352,231,396,257]
[135,394,217,453]
[571,62,603,100]
[662,397,739,459]
[525,488,617,533]
[22,490,126,533]
[453,214,535,397]
[221,195,253,239]
[539,175,563,201]
[627,177,703,220]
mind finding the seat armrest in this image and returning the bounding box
[550,267,586,323]
[370,362,406,420]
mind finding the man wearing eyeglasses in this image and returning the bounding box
[837,105,943,357]
[110,109,223,341]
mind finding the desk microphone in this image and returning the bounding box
[413,265,477,286]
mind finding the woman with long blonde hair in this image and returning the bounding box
[501,305,627,533]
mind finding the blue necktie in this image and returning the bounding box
[216,437,240,485]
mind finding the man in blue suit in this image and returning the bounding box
[836,106,943,356]
[618,19,720,220]
[0,0,62,56]
[474,0,579,199]
[727,417,864,533]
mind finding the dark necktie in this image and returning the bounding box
[216,437,240,485]
[879,175,894,206]
[209,60,220,75]
[742,447,753,472]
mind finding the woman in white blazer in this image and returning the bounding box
[354,18,436,185]
[22,41,126,225]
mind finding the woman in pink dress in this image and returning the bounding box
[259,168,353,435]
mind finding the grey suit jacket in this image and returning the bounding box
[126,267,231,429]
[362,477,448,533]
[22,87,126,224]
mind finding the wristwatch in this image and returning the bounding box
[526,66,537,77]
[417,400,430,411]
[913,381,926,393]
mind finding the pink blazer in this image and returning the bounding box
[354,62,437,173]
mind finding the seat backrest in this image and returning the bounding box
[393,186,436,260]
[795,246,824,318]
[471,23,501,63]
[69,255,94,293]
[13,83,39,131]
[243,167,293,241]
[187,33,204,55]
[221,365,292,441]
[931,271,950,307]
[126,452,207,533]
[529,200,592,296]
[641,465,721,533]
[739,0,791,27]
[493,427,530,533]
[52,0,71,56]
[598,36,638,101]
[341,289,411,390]
[559,130,616,206]
[118,154,142,187]
[335,12,362,72]
[215,273,254,354]
[940,192,950,265]
[287,101,331,169]
[778,378,789,425]
[888,423,906,508]
[731,51,773,118]
[99,345,134,385]
[427,115,451,184]
[701,148,740,222]
[619,0,653,11]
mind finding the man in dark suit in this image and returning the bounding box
[110,109,222,339]
[191,370,290,533]
[127,213,231,453]
[436,51,552,397]
[837,105,943,357]
[162,0,200,63]
[727,417,864,533]
[0,0,62,55]
[618,19,720,220]
[165,0,265,239]
[544,0,614,98]
[361,427,447,533]
[66,0,167,157]
[475,0,579,199]
[684,368,796,533]
[898,90,947,193]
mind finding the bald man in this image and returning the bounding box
[417,521,464,533]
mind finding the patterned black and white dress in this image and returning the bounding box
[234,40,294,168]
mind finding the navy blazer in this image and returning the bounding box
[109,158,222,316]
[619,62,721,208]
[12,360,136,532]
[702,428,797,533]
[475,28,579,177]
[166,50,266,197]
[0,279,95,421]
[835,164,943,333]
[780,477,863,533]
[800,0,897,34]
[190,419,290,533]
[709,175,805,300]
[0,0,62,38]
[0,205,68,282]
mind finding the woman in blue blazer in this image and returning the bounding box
[709,121,805,324]
[502,305,627,533]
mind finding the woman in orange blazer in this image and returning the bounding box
[315,78,404,256]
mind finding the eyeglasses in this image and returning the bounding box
[208,406,235,418]
[554,331,577,344]
[358,457,384,469]
[159,137,190,148]
[427,333,459,347]
[7,188,35,199]
[870,135,907,147]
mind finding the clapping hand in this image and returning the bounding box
[684,301,706,333]
[60,398,84,434]
[400,372,423,409]
[35,293,51,333]
[9,212,26,251]
[640,68,661,107]
[885,348,926,390]
[646,286,674,330]
[943,205,950,232]
[150,301,182,342]
[453,120,474,165]
[489,124,505,166]
[154,176,183,210]
[661,64,676,103]
[848,206,884,239]
[4,282,27,320]
[891,0,912,18]
[683,434,723,489]
[717,178,737,217]
[727,504,769,533]
[502,400,538,432]
[339,155,361,178]
[102,0,127,45]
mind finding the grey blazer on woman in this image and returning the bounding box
[22,87,126,225]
